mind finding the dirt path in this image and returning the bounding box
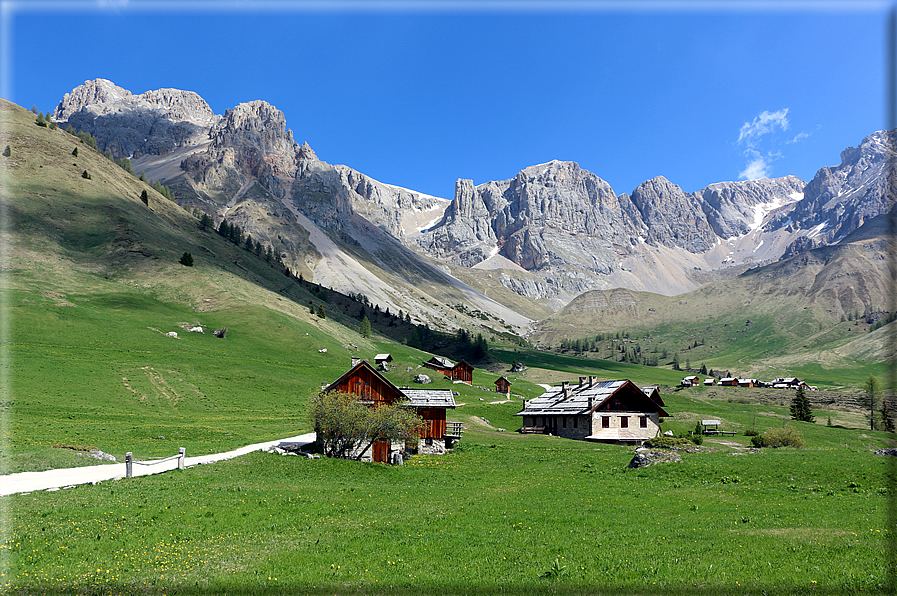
[0,432,316,497]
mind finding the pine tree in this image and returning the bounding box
[317,304,326,319]
[2,145,10,157]
[140,190,149,205]
[863,375,881,431]
[359,316,372,338]
[81,170,91,179]
[309,301,315,315]
[179,252,194,267]
[71,147,78,157]
[700,363,708,375]
[790,386,815,423]
[35,113,47,127]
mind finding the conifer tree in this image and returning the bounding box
[2,145,10,157]
[317,304,326,319]
[359,316,372,338]
[71,147,78,157]
[790,386,815,423]
[140,190,149,205]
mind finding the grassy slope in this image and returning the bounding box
[530,232,894,387]
[0,100,539,473]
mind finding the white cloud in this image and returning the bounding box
[737,108,790,147]
[736,109,791,179]
[789,131,809,144]
[738,157,768,180]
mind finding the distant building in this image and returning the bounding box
[703,378,715,386]
[494,376,512,397]
[719,377,739,386]
[452,360,474,385]
[374,353,393,366]
[516,377,669,445]
[424,356,454,375]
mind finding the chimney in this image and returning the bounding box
[351,357,361,368]
[579,376,587,388]
[588,397,595,410]
[589,376,596,387]
[561,381,569,398]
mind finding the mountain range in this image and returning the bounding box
[50,79,894,346]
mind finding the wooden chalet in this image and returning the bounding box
[374,353,393,366]
[641,385,665,408]
[516,377,669,445]
[738,378,757,388]
[703,378,715,386]
[452,360,474,385]
[681,375,700,387]
[423,356,454,375]
[494,376,512,397]
[323,360,458,462]
[719,377,739,386]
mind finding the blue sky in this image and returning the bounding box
[3,1,890,199]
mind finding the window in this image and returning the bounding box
[640,416,648,428]
[601,416,610,428]
[425,438,433,445]
[620,416,629,428]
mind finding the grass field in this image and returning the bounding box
[3,417,894,595]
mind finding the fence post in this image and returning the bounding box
[125,452,132,478]
[178,447,186,470]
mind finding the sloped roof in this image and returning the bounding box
[402,389,456,409]
[374,353,392,362]
[516,379,669,417]
[427,356,454,368]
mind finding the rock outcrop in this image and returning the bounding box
[628,176,716,252]
[53,78,219,158]
[789,130,896,246]
[695,176,806,239]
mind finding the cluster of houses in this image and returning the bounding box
[680,375,817,390]
[328,352,825,461]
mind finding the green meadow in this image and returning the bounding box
[3,418,893,595]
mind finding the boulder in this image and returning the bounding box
[414,374,431,385]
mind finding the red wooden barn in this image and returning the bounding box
[423,356,454,376]
[324,360,457,462]
[494,376,512,396]
[451,360,473,385]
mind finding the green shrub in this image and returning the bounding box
[179,252,194,267]
[81,170,91,180]
[2,145,10,157]
[690,433,704,445]
[743,428,759,437]
[751,426,805,448]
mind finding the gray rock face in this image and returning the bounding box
[695,176,806,239]
[417,160,647,283]
[789,130,896,246]
[628,176,716,252]
[53,79,219,159]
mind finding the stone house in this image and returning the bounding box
[516,377,669,445]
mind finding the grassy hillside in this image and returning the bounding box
[530,231,894,387]
[0,99,543,474]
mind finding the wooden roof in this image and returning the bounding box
[402,389,456,409]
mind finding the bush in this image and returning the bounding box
[751,426,805,448]
[179,252,194,267]
[743,428,759,437]
[690,433,704,445]
[2,145,10,157]
[81,170,91,180]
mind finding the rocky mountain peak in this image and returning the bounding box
[52,79,218,159]
[209,101,299,165]
[629,176,716,252]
